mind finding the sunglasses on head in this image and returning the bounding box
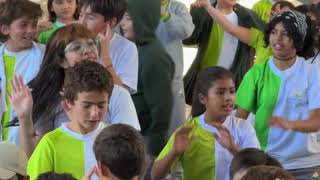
[64,39,97,54]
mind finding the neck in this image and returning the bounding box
[67,121,94,134]
[56,18,73,25]
[5,40,29,52]
[217,3,234,14]
[204,112,226,126]
[273,55,297,71]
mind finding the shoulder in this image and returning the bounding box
[110,84,130,100]
[32,42,46,52]
[112,34,137,51]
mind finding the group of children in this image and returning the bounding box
[1,0,320,180]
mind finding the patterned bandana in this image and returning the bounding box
[276,10,308,42]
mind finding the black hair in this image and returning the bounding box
[93,124,145,180]
[191,66,234,117]
[79,0,127,25]
[47,0,79,22]
[271,1,295,12]
[229,148,282,179]
[295,4,310,15]
[36,172,77,180]
[264,11,315,58]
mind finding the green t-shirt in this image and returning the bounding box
[37,22,60,44]
[251,0,273,23]
[156,117,215,180]
[27,123,106,180]
[249,28,272,64]
[1,53,15,141]
[200,22,223,70]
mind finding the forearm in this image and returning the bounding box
[227,144,240,156]
[204,5,251,44]
[19,115,38,157]
[151,151,179,180]
[289,119,320,133]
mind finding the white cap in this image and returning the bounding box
[0,141,28,179]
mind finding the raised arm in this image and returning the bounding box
[192,0,252,44]
[8,76,38,157]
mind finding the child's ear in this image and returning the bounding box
[198,93,207,105]
[98,163,111,177]
[61,99,72,112]
[1,24,10,35]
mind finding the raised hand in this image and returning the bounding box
[97,23,113,48]
[269,116,292,130]
[173,126,193,156]
[7,76,33,120]
[82,165,108,180]
[213,124,238,154]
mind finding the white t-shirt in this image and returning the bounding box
[105,33,138,94]
[217,11,239,69]
[0,42,45,142]
[199,114,260,180]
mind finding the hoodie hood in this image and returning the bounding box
[127,0,160,44]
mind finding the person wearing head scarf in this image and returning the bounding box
[236,10,320,179]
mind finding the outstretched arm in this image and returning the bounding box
[192,0,252,44]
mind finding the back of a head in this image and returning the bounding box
[230,148,282,179]
[93,124,145,180]
[79,0,127,25]
[63,60,114,103]
[37,172,77,180]
[191,66,234,117]
[0,142,28,180]
[240,165,295,180]
[0,0,42,26]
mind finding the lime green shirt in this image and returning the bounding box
[37,22,60,44]
[249,28,272,64]
[200,22,223,70]
[28,123,106,180]
[1,53,15,141]
[156,116,215,180]
[251,0,273,23]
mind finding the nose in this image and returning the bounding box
[90,105,99,119]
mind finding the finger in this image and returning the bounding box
[17,76,25,91]
[95,165,104,178]
[10,76,18,93]
[85,166,96,179]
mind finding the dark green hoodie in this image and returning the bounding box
[128,0,175,156]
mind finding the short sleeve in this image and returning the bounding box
[107,85,140,130]
[236,68,258,113]
[27,136,54,179]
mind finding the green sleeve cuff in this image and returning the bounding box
[161,12,171,23]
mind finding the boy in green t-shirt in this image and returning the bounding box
[9,61,114,179]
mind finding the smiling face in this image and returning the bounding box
[1,17,37,52]
[63,38,99,68]
[65,91,109,134]
[199,78,235,121]
[269,22,296,60]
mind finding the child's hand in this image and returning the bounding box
[192,0,210,9]
[213,124,238,153]
[97,23,113,48]
[82,165,108,180]
[269,116,292,130]
[173,126,193,156]
[37,20,52,33]
[7,76,33,120]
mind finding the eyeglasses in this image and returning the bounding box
[64,39,97,54]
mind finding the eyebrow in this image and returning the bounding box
[81,101,107,104]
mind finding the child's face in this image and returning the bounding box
[65,91,109,134]
[200,78,235,120]
[51,0,77,21]
[217,0,237,8]
[1,17,37,51]
[120,12,134,40]
[269,22,296,60]
[63,38,99,68]
[79,6,108,36]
